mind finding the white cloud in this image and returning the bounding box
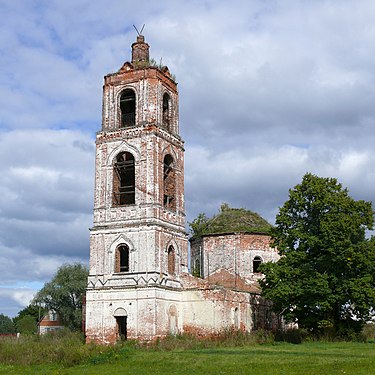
[9,289,36,308]
[0,288,36,317]
[0,129,93,303]
[186,143,375,224]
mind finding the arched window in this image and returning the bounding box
[120,89,135,127]
[115,244,129,273]
[163,154,176,210]
[168,246,175,275]
[113,152,135,206]
[253,256,262,274]
[162,93,171,130]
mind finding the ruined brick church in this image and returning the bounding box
[85,35,279,343]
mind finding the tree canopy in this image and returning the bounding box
[34,263,88,331]
[14,304,43,324]
[260,173,375,336]
[13,304,44,334]
[0,314,16,334]
[16,315,37,334]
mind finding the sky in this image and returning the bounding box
[1,0,375,317]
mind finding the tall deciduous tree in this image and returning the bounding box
[34,263,88,331]
[260,173,375,336]
[13,304,43,334]
[0,314,16,334]
[16,315,37,334]
[13,304,44,326]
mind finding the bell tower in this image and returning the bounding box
[86,34,188,343]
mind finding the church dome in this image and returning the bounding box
[190,203,272,238]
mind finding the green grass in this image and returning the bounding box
[0,341,374,375]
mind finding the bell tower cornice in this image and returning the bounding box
[95,125,184,148]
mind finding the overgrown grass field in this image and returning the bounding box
[0,332,374,374]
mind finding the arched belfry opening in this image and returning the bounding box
[115,244,130,273]
[162,93,171,130]
[163,154,176,210]
[113,152,135,206]
[120,89,136,127]
[168,245,176,275]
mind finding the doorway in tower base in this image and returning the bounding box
[114,308,128,340]
[116,317,127,340]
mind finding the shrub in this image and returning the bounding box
[147,329,274,351]
[0,331,99,367]
[361,323,375,342]
[275,329,308,344]
[253,329,275,344]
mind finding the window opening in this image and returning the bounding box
[193,258,201,278]
[113,152,135,205]
[168,246,175,275]
[162,93,171,130]
[115,244,130,273]
[253,256,262,273]
[120,89,135,127]
[163,154,176,210]
[49,311,57,321]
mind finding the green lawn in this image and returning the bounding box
[0,342,374,375]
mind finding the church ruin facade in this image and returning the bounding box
[85,35,279,343]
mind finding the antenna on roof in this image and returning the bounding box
[133,24,145,36]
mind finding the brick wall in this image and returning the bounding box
[191,232,279,285]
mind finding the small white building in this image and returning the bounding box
[38,311,64,335]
